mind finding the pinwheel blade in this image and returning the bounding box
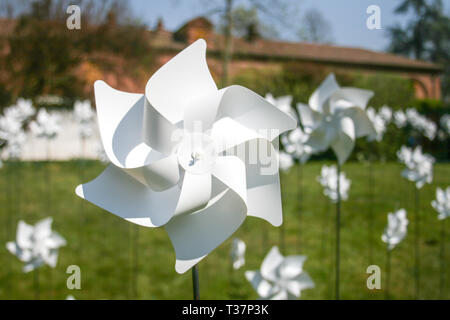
[145,39,217,124]
[308,73,340,112]
[217,85,296,141]
[331,117,355,165]
[165,189,246,274]
[76,165,181,227]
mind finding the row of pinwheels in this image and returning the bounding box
[0,98,106,162]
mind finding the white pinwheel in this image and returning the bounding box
[29,108,61,140]
[0,112,27,159]
[379,105,392,124]
[397,146,434,189]
[394,110,407,128]
[278,151,294,172]
[245,246,314,300]
[366,107,386,142]
[431,187,450,220]
[440,114,450,135]
[281,127,313,164]
[76,39,296,274]
[230,238,246,270]
[73,100,95,139]
[381,209,409,250]
[4,98,35,123]
[298,74,376,165]
[265,93,296,119]
[6,217,66,272]
[405,108,436,140]
[317,165,351,202]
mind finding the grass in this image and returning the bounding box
[0,160,449,300]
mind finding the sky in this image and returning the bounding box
[127,0,443,52]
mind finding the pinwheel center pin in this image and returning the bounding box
[177,132,217,175]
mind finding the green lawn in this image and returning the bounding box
[0,160,449,299]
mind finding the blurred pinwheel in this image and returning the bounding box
[394,110,407,128]
[73,100,96,139]
[278,151,294,172]
[230,238,246,270]
[317,165,351,202]
[379,105,392,124]
[0,110,27,159]
[298,73,376,164]
[281,127,313,164]
[245,246,314,300]
[76,39,296,273]
[431,187,450,220]
[397,146,434,189]
[265,93,296,119]
[29,108,61,140]
[366,107,386,142]
[6,217,66,272]
[381,209,408,250]
[440,114,450,136]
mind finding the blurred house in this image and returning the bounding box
[150,17,443,100]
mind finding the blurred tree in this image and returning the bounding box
[194,0,301,86]
[0,0,153,108]
[297,8,333,44]
[387,0,450,102]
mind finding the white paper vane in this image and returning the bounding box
[245,246,314,300]
[397,146,434,189]
[298,74,376,165]
[76,39,296,273]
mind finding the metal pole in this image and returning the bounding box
[414,186,420,299]
[192,265,200,300]
[335,161,341,300]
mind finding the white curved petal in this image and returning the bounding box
[225,140,282,226]
[285,272,315,297]
[245,271,279,298]
[125,153,180,191]
[34,217,53,240]
[305,122,336,152]
[216,85,296,141]
[211,117,262,153]
[331,117,355,165]
[261,246,284,282]
[94,80,146,167]
[297,103,322,131]
[75,165,180,227]
[212,156,247,204]
[278,255,306,279]
[165,189,247,274]
[342,107,376,138]
[308,73,340,113]
[23,258,44,273]
[173,172,211,217]
[330,88,373,112]
[145,39,217,124]
[184,89,225,133]
[6,242,32,262]
[142,99,179,156]
[16,221,33,249]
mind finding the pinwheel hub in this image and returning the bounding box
[177,132,217,175]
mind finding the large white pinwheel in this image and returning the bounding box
[76,39,296,274]
[245,246,314,300]
[298,74,376,164]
